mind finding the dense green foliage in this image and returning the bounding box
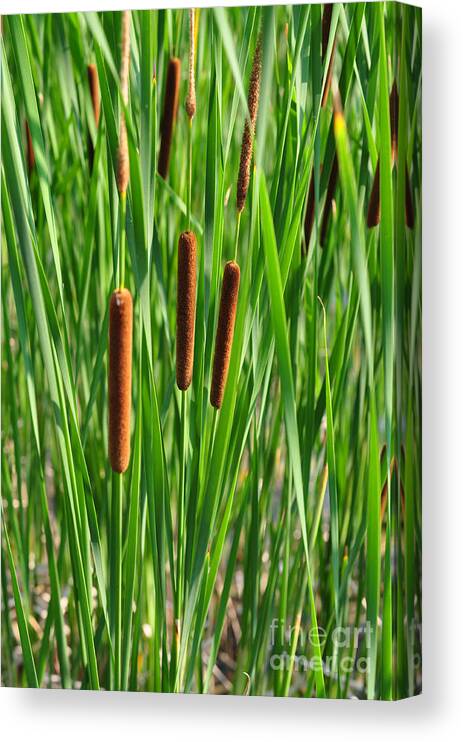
[1,2,421,698]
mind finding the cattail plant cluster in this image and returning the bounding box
[116,10,131,196]
[367,79,414,229]
[159,57,181,179]
[236,34,262,214]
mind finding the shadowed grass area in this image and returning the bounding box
[1,2,421,698]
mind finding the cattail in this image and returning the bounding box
[25,120,35,175]
[87,64,100,171]
[185,9,196,120]
[176,231,197,390]
[116,10,131,195]
[321,4,336,108]
[108,288,133,473]
[210,261,240,409]
[158,57,181,179]
[87,63,101,126]
[236,35,262,213]
[320,153,338,247]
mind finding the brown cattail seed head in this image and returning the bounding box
[320,153,339,247]
[116,10,131,195]
[236,35,262,213]
[158,57,181,179]
[185,9,196,120]
[210,261,240,409]
[176,231,197,390]
[367,158,380,228]
[108,288,133,473]
[25,120,35,175]
[87,63,100,126]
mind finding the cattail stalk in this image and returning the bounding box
[158,57,181,179]
[210,261,240,409]
[108,286,132,692]
[175,14,199,640]
[176,231,197,390]
[107,15,132,695]
[236,35,262,214]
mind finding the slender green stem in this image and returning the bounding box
[175,390,188,691]
[111,471,123,690]
[187,119,193,231]
[234,210,241,262]
[119,193,127,289]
